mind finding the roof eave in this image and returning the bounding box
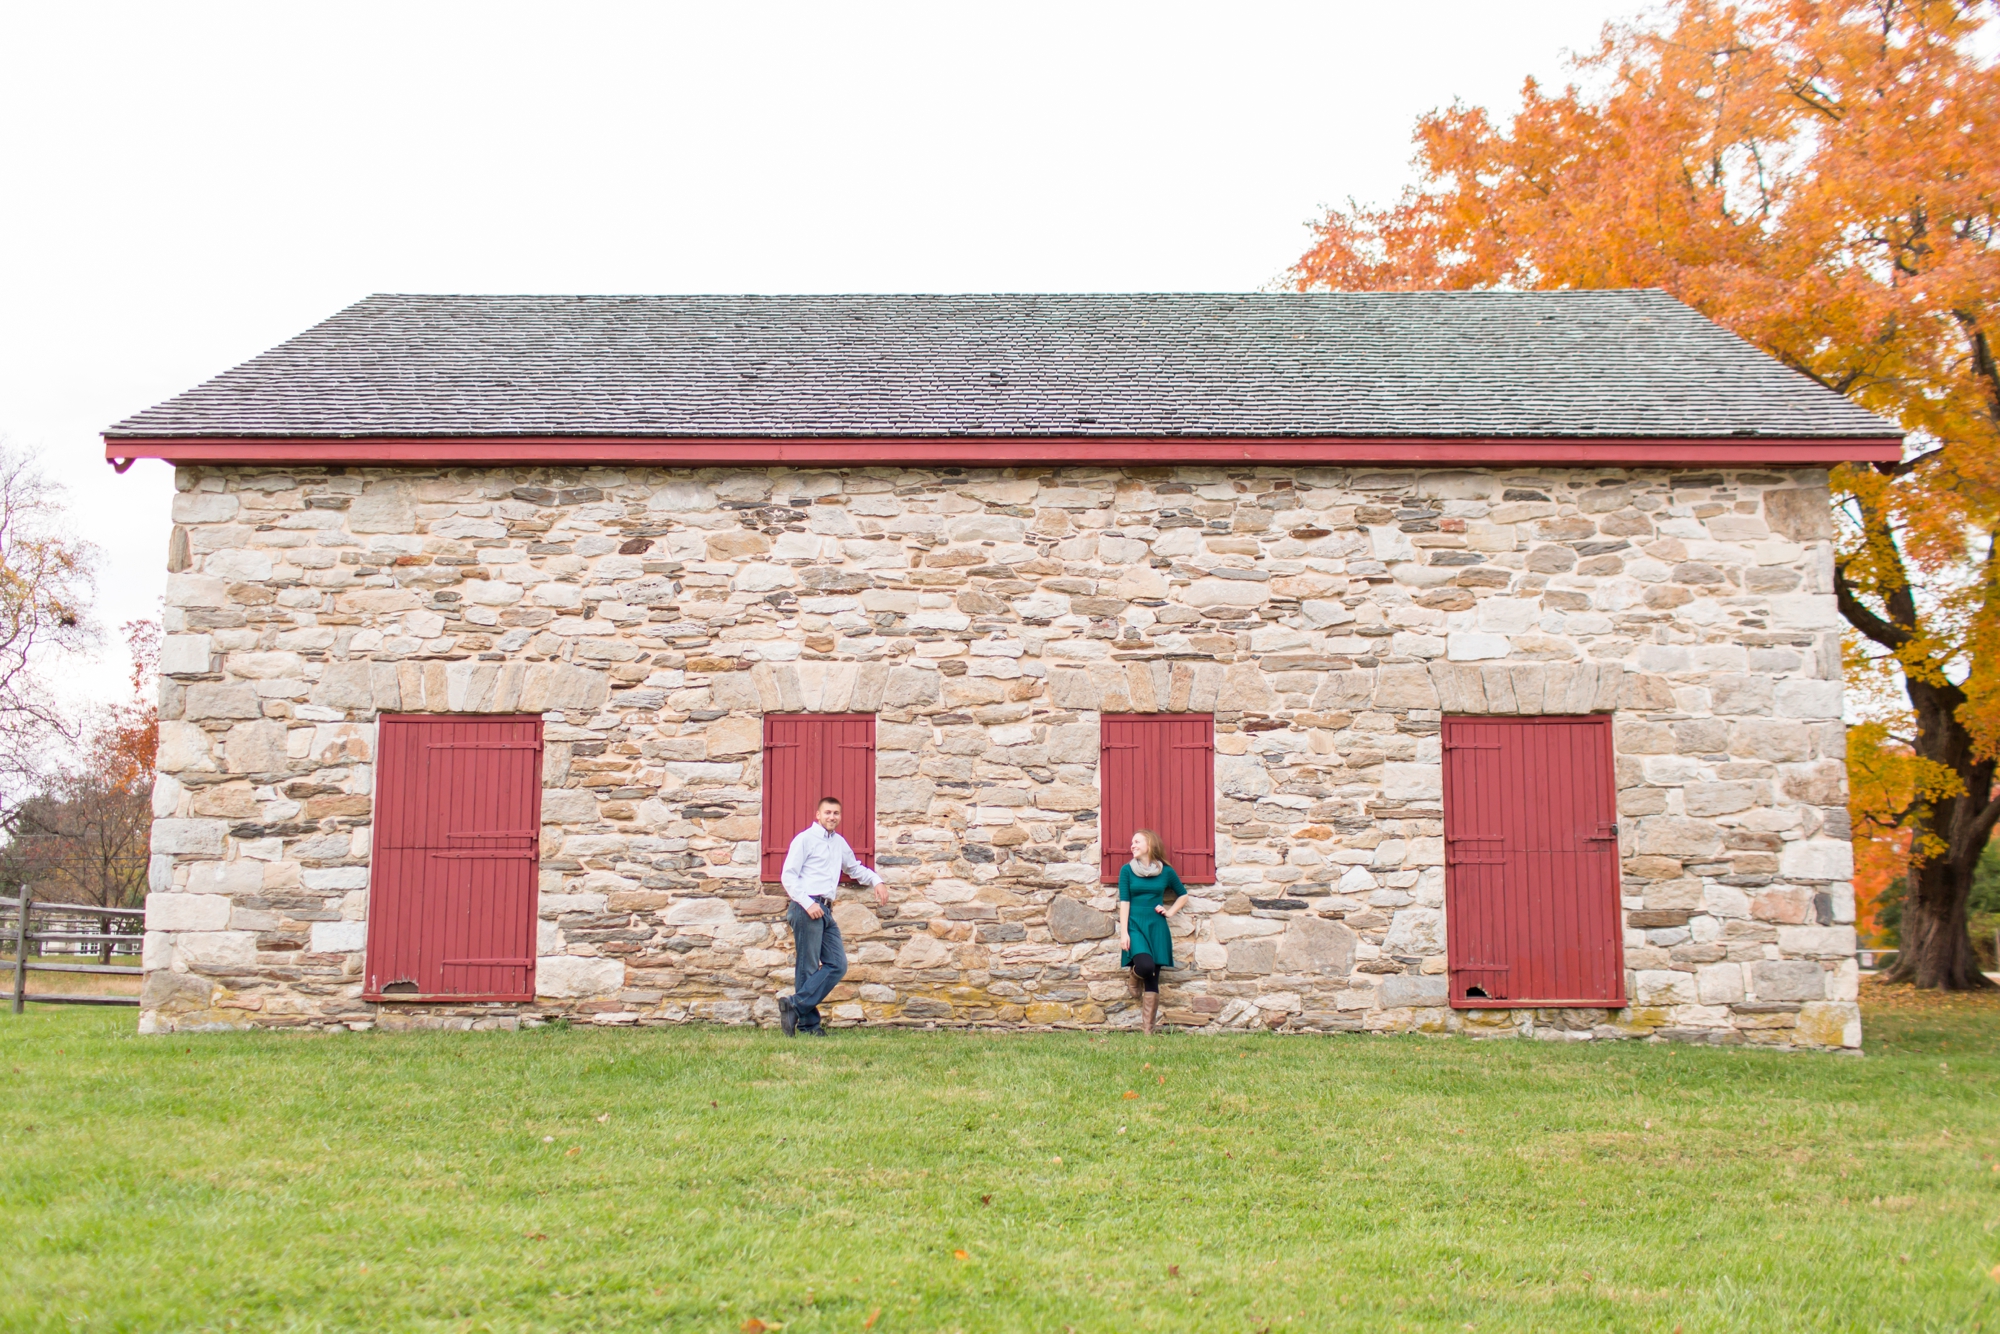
[102,433,1905,470]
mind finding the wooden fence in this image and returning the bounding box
[4,894,143,1011]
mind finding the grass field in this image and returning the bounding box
[5,985,1999,1333]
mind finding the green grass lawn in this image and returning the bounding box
[5,990,1999,1333]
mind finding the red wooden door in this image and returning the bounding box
[1099,714,1216,884]
[1441,715,1624,1007]
[365,715,543,1002]
[760,714,876,882]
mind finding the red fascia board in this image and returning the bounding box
[102,433,1905,469]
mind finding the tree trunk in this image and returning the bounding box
[1880,674,1998,990]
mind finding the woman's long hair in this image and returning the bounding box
[1131,828,1168,868]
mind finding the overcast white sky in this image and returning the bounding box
[0,0,1638,723]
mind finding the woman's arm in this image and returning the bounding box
[1161,866,1187,917]
[1116,899,1130,951]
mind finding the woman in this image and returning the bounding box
[1117,828,1186,1035]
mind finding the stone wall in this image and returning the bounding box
[141,462,1859,1049]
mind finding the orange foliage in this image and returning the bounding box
[90,618,158,793]
[1292,0,2000,973]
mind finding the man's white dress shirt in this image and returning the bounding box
[780,824,882,909]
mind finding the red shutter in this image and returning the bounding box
[365,714,542,1002]
[1100,713,1215,884]
[1441,714,1624,1008]
[760,714,876,882]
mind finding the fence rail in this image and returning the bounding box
[4,894,143,1012]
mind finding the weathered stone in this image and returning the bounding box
[896,933,953,969]
[139,461,1852,1048]
[536,955,626,998]
[174,931,258,970]
[1226,939,1276,974]
[1695,962,1745,1005]
[145,893,232,932]
[348,492,416,533]
[1634,817,1724,859]
[1382,908,1444,955]
[1779,839,1853,881]
[1382,762,1441,801]
[1752,960,1826,1002]
[1776,925,1856,958]
[665,898,736,925]
[1795,1000,1860,1048]
[1633,969,1698,1006]
[1683,782,1759,817]
[703,714,762,758]
[309,921,368,953]
[1274,917,1357,975]
[1217,663,1276,712]
[222,720,289,774]
[1379,974,1448,1007]
[832,901,882,939]
[1048,895,1114,943]
[1372,664,1440,710]
[1427,661,1488,712]
[159,634,213,676]
[150,819,228,856]
[184,683,262,720]
[1762,487,1835,542]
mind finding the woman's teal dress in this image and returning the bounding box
[1118,862,1184,968]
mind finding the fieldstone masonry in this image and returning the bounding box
[140,462,1860,1049]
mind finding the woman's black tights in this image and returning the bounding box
[1130,952,1160,993]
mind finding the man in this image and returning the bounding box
[778,795,888,1037]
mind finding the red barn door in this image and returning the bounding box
[365,715,543,1002]
[760,714,876,882]
[1099,714,1216,884]
[1441,715,1624,1008]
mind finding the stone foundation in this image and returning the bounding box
[141,462,1859,1048]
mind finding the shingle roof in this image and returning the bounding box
[106,290,1898,440]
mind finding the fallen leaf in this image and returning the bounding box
[1157,1075,1165,1085]
[1143,1062,1152,1069]
[1051,1156,1062,1164]
[1989,1264,2000,1282]
[1899,1253,1910,1264]
[526,1233,547,1241]
[1123,1090,1138,1100]
[980,1195,991,1205]
[596,1113,610,1124]
[1117,1126,1126,1135]
[953,1249,969,1261]
[1168,1264,1180,1278]
[863,1310,880,1329]
[711,1100,718,1108]
[741,1320,766,1333]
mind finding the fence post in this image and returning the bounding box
[11,888,27,1014]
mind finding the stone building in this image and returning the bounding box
[106,292,1899,1046]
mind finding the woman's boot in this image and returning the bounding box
[1141,992,1158,1036]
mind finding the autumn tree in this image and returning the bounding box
[1290,0,2000,988]
[0,620,156,960]
[0,447,95,794]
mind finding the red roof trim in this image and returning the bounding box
[103,434,1904,469]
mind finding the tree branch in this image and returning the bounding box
[1835,559,1912,649]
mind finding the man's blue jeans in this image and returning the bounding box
[787,898,847,1031]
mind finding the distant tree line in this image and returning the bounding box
[0,446,156,959]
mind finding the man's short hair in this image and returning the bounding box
[816,795,842,809]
